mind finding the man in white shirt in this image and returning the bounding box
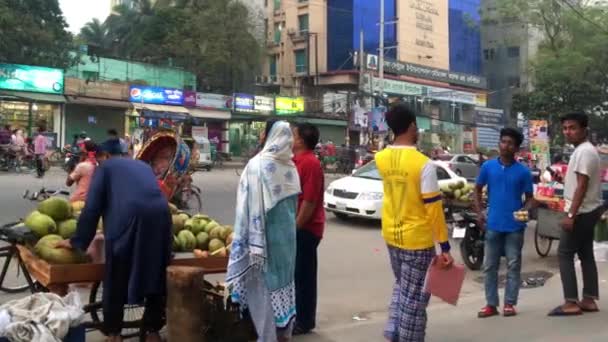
[549,112,603,316]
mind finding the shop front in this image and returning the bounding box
[64,78,131,145]
[229,93,274,157]
[127,85,190,144]
[183,92,232,154]
[0,63,65,144]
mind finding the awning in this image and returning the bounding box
[188,108,231,120]
[66,96,130,108]
[131,102,190,120]
[0,90,66,103]
[292,117,347,127]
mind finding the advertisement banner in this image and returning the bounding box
[0,63,64,94]
[369,107,388,133]
[233,93,255,112]
[361,74,423,96]
[529,120,550,169]
[254,96,274,114]
[275,96,304,115]
[426,86,477,105]
[191,126,209,141]
[196,93,232,111]
[65,78,128,100]
[129,85,184,105]
[183,91,197,107]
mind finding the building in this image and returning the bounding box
[480,0,543,123]
[260,0,491,152]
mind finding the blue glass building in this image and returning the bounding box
[327,0,397,71]
[448,0,482,75]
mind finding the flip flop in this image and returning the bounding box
[580,306,599,313]
[547,305,583,317]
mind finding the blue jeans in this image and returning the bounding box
[483,229,524,307]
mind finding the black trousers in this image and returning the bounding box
[558,207,602,302]
[103,252,165,336]
[35,155,45,177]
[295,229,321,331]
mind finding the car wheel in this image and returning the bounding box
[456,169,463,176]
[334,212,349,220]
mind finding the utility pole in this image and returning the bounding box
[379,0,384,100]
[359,29,367,147]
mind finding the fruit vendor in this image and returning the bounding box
[56,142,172,342]
[374,104,453,342]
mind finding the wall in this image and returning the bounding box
[66,55,196,90]
[64,105,125,144]
[398,0,450,69]
[449,0,481,75]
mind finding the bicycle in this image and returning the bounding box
[23,188,70,201]
[0,222,38,293]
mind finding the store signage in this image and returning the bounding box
[474,107,505,126]
[183,91,197,107]
[233,93,255,112]
[65,78,128,100]
[191,126,209,140]
[365,54,486,89]
[195,93,232,111]
[254,96,274,114]
[426,86,478,105]
[129,85,184,105]
[0,63,64,94]
[275,96,305,115]
[362,74,423,96]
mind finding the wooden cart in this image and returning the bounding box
[533,196,564,257]
[16,244,228,337]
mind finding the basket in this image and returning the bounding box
[201,281,257,341]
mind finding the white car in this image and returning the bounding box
[324,161,467,220]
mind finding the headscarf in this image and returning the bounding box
[226,120,301,310]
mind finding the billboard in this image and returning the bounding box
[0,63,64,94]
[233,93,255,112]
[275,96,304,115]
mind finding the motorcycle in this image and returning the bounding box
[451,210,485,271]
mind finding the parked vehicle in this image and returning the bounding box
[436,154,480,180]
[324,161,467,220]
[451,210,485,270]
[185,136,212,171]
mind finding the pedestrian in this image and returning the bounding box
[549,112,603,316]
[474,128,534,318]
[226,120,301,342]
[107,129,128,155]
[0,125,11,145]
[292,123,325,335]
[33,125,48,178]
[66,140,98,203]
[375,104,453,342]
[56,143,171,342]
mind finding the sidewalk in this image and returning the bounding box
[296,262,608,342]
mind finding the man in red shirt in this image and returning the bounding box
[292,123,325,335]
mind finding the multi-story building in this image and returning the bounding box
[261,0,492,152]
[480,0,543,123]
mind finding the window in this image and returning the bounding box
[264,19,269,40]
[507,46,520,58]
[484,48,495,60]
[270,55,277,77]
[274,23,281,43]
[436,167,450,180]
[274,0,280,11]
[298,14,309,34]
[295,49,307,73]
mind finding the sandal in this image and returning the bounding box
[547,305,583,316]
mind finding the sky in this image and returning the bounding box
[59,0,111,33]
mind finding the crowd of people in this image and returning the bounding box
[13,105,598,342]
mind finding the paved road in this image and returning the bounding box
[0,168,563,340]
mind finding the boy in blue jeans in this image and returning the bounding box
[475,128,534,318]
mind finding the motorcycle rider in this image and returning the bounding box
[475,128,535,318]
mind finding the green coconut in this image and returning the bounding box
[57,219,78,239]
[196,232,210,251]
[38,197,72,222]
[24,211,57,238]
[208,239,225,254]
[177,230,197,252]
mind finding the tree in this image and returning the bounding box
[495,0,608,141]
[79,19,110,51]
[0,0,76,68]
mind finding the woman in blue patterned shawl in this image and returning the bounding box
[226,120,301,341]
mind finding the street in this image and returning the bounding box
[1,168,607,340]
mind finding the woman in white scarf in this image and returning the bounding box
[227,121,301,341]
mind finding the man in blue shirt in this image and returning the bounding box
[475,128,534,318]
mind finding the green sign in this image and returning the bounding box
[0,63,64,94]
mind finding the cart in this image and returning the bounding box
[15,244,228,338]
[534,195,564,257]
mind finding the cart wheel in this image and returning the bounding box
[534,226,553,257]
[89,281,145,339]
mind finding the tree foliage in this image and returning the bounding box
[79,0,262,93]
[496,0,608,141]
[0,0,76,68]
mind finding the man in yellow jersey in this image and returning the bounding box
[375,104,453,342]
